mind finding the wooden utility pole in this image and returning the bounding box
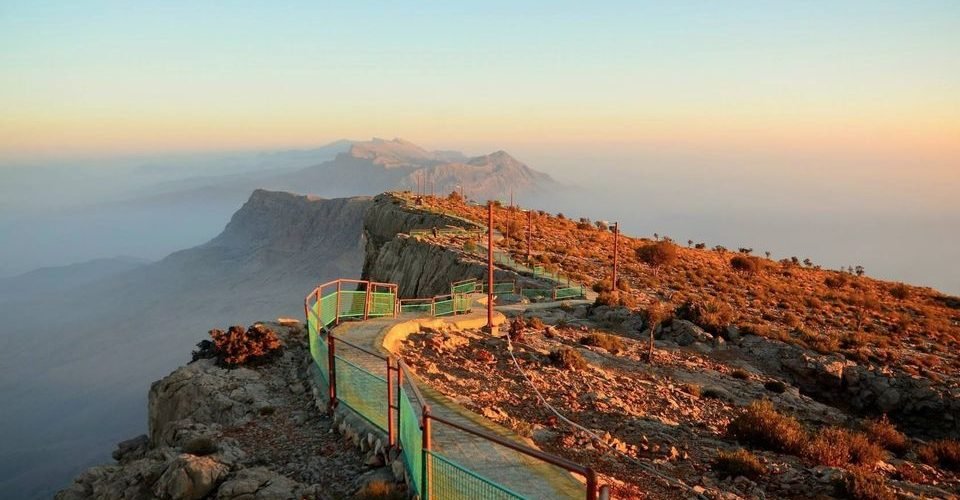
[612,222,619,291]
[526,210,532,262]
[487,201,495,333]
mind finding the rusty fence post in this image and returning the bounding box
[422,406,432,500]
[363,281,371,320]
[585,467,598,500]
[386,357,395,447]
[335,280,342,325]
[327,334,337,413]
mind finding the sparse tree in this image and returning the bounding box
[714,245,728,255]
[687,239,694,248]
[653,232,659,241]
[855,265,865,277]
[635,241,678,277]
[738,248,753,255]
[764,251,771,260]
[803,258,813,267]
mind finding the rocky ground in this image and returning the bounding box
[398,304,960,499]
[56,322,393,500]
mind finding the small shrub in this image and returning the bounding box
[728,400,807,454]
[463,240,477,253]
[889,283,910,300]
[713,449,766,480]
[594,291,635,308]
[681,383,702,397]
[862,415,908,455]
[805,427,884,467]
[354,479,405,500]
[842,467,895,500]
[549,347,588,371]
[702,387,728,400]
[508,316,526,343]
[527,316,545,330]
[730,369,751,380]
[917,439,960,471]
[730,255,759,275]
[763,380,787,393]
[207,324,282,367]
[579,333,625,354]
[182,436,218,456]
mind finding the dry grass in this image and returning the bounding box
[862,415,909,455]
[413,193,960,376]
[841,467,895,500]
[917,439,960,471]
[354,480,405,500]
[549,346,588,371]
[805,427,884,467]
[727,400,807,454]
[579,332,626,354]
[713,448,767,480]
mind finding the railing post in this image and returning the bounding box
[335,280,342,325]
[363,281,372,320]
[396,364,404,441]
[327,334,337,413]
[386,357,395,448]
[599,484,610,500]
[422,406,432,500]
[586,467,598,500]
[393,285,399,318]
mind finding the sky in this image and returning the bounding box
[1,1,958,164]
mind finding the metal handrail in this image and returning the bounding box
[329,333,388,361]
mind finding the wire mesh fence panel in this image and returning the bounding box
[369,292,395,317]
[334,355,388,430]
[307,300,320,361]
[427,451,527,500]
[521,288,553,300]
[314,332,329,385]
[401,303,433,314]
[554,287,584,299]
[453,293,471,313]
[339,290,367,318]
[452,280,477,295]
[399,387,423,496]
[320,292,338,327]
[493,282,516,294]
[434,298,454,317]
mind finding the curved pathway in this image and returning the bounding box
[331,293,594,499]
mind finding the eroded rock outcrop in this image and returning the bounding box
[56,324,379,500]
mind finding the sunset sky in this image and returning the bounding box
[1,1,957,166]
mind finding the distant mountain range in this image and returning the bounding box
[138,137,556,206]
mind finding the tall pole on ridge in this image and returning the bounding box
[526,210,532,263]
[612,222,619,291]
[487,201,495,333]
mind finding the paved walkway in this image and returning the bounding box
[332,300,588,499]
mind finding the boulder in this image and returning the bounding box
[216,467,303,500]
[153,454,229,500]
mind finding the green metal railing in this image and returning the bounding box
[400,386,423,494]
[554,286,586,300]
[335,354,389,430]
[305,276,604,500]
[427,451,525,500]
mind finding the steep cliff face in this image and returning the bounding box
[361,194,514,298]
[1,190,374,499]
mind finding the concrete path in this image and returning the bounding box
[332,303,588,499]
